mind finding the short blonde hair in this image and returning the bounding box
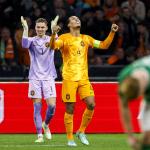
[36,18,48,26]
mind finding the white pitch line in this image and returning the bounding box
[0,144,66,147]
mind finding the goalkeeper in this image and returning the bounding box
[21,16,58,143]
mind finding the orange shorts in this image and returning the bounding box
[62,80,94,102]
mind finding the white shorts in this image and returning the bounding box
[138,100,150,131]
[28,79,56,99]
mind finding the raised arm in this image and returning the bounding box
[21,16,32,48]
[49,16,62,49]
[21,16,28,38]
[90,24,118,50]
[99,24,118,49]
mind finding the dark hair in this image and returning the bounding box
[35,18,48,25]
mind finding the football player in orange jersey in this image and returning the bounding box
[50,16,118,146]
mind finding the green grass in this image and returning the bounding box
[0,134,132,150]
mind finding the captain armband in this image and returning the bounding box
[93,40,101,48]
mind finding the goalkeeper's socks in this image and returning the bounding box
[45,105,56,125]
[64,112,74,140]
[33,102,42,134]
[78,108,94,133]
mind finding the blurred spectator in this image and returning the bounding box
[107,48,125,65]
[80,8,95,35]
[125,46,136,63]
[74,0,91,16]
[0,27,16,70]
[107,20,128,65]
[88,48,104,65]
[146,8,150,33]
[20,0,32,11]
[20,0,32,13]
[66,0,76,5]
[136,22,150,58]
[31,7,42,23]
[121,6,138,49]
[52,0,73,18]
[51,0,73,33]
[103,0,120,23]
[121,0,146,23]
[88,48,95,64]
[84,0,101,7]
[0,0,16,30]
[92,7,111,39]
[94,55,103,65]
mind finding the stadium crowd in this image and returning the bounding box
[0,0,150,80]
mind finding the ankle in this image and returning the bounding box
[38,134,43,138]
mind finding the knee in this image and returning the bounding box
[65,103,75,114]
[47,104,56,115]
[87,102,95,110]
[47,98,56,106]
[87,101,96,110]
[84,96,95,110]
[66,107,74,114]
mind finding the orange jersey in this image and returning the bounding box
[54,32,115,81]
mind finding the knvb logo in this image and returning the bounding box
[0,89,4,124]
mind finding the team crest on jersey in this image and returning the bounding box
[80,41,85,47]
[45,42,49,47]
[30,90,35,96]
[66,94,70,100]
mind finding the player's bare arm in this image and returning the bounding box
[119,84,141,150]
[21,16,28,37]
[121,105,141,150]
[98,23,118,49]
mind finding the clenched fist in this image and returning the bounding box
[111,24,118,32]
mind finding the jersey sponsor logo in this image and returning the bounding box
[66,94,70,100]
[80,41,85,47]
[0,89,4,124]
[30,90,35,96]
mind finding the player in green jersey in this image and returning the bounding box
[118,56,150,150]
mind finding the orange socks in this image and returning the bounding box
[64,109,94,140]
[78,108,94,133]
[64,112,73,140]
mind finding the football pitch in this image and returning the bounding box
[0,134,132,150]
